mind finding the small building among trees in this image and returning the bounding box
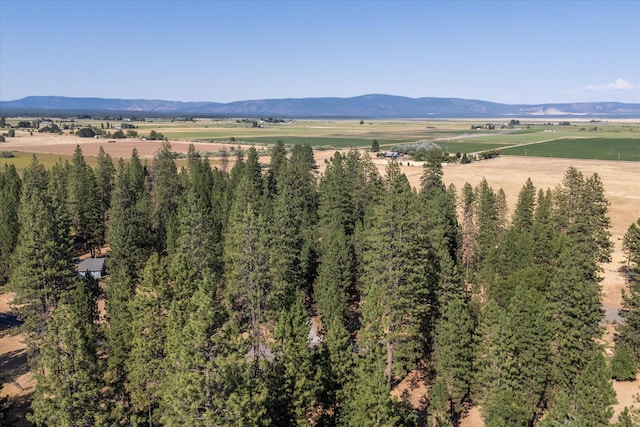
[76,257,106,279]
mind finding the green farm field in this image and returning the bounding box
[500,138,640,161]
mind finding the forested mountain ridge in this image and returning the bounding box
[1,143,639,426]
[1,94,639,118]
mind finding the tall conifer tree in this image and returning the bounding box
[0,164,21,285]
[11,156,75,360]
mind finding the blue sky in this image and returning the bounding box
[1,0,638,104]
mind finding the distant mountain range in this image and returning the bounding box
[1,94,638,118]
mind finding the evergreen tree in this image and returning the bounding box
[104,151,153,420]
[94,145,115,236]
[432,295,474,424]
[161,276,266,426]
[531,189,557,269]
[549,351,616,427]
[0,164,21,285]
[616,406,640,427]
[126,253,171,426]
[343,148,383,230]
[29,280,102,426]
[482,386,530,427]
[460,182,477,282]
[610,344,637,381]
[419,155,461,299]
[266,139,287,197]
[314,218,352,327]
[272,292,320,425]
[426,378,455,427]
[359,161,433,384]
[554,168,612,281]
[67,145,102,255]
[511,178,536,232]
[224,173,271,359]
[617,218,640,364]
[106,151,152,277]
[268,145,319,307]
[10,156,75,353]
[474,178,500,268]
[318,316,354,423]
[548,243,604,393]
[175,185,223,279]
[150,141,181,254]
[318,152,354,236]
[419,148,445,200]
[340,342,404,426]
[501,284,552,424]
[473,300,507,404]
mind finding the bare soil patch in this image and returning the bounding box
[0,292,34,426]
[2,133,251,160]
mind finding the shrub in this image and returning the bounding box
[76,127,97,138]
[611,345,637,381]
[0,151,14,158]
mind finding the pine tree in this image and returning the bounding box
[224,174,271,358]
[104,151,153,420]
[126,253,171,426]
[0,164,21,285]
[359,161,433,384]
[432,295,474,424]
[554,168,612,281]
[106,152,152,277]
[161,277,261,426]
[150,141,181,254]
[548,243,604,393]
[501,284,553,424]
[419,148,445,200]
[419,153,460,288]
[10,156,75,352]
[272,292,320,425]
[617,218,640,364]
[318,316,354,423]
[314,218,352,327]
[266,139,287,197]
[474,178,500,268]
[531,189,557,269]
[94,145,115,237]
[473,300,507,404]
[571,351,616,426]
[460,182,477,282]
[340,343,402,426]
[426,378,455,427]
[482,386,530,427]
[610,343,637,381]
[67,145,102,255]
[317,152,354,236]
[512,178,536,232]
[268,146,319,307]
[29,280,103,426]
[343,148,383,230]
[174,186,223,279]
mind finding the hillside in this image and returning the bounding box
[1,94,638,118]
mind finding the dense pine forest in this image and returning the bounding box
[1,141,639,426]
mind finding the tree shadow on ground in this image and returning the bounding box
[2,392,34,427]
[0,348,28,380]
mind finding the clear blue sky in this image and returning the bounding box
[1,0,639,104]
